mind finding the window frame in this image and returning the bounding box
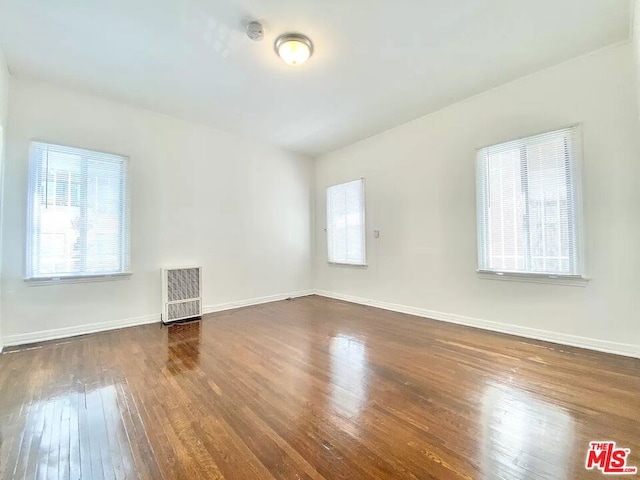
[25,141,132,283]
[475,125,587,285]
[326,178,367,267]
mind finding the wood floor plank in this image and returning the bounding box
[0,295,638,479]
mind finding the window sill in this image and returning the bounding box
[328,262,368,268]
[477,270,589,287]
[24,272,132,286]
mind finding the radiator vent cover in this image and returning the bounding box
[162,267,202,324]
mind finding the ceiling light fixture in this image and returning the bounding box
[275,33,313,66]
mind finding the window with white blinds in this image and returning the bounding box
[326,179,366,265]
[27,142,130,279]
[476,126,584,277]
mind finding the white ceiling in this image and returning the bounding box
[0,0,632,156]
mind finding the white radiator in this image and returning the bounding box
[161,267,202,324]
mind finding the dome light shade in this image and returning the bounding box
[275,34,313,66]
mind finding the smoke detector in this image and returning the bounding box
[246,21,264,41]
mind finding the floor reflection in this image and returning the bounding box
[329,335,369,420]
[1,383,139,479]
[167,321,201,374]
[481,382,574,480]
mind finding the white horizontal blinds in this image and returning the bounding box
[327,179,366,265]
[27,142,130,278]
[477,126,582,275]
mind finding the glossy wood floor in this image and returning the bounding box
[0,295,639,480]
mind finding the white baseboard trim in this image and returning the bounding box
[313,290,640,360]
[6,289,634,360]
[203,290,314,314]
[1,290,315,350]
[2,314,160,349]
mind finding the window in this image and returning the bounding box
[326,179,366,265]
[27,142,130,279]
[476,126,583,278]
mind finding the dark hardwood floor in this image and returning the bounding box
[0,295,638,479]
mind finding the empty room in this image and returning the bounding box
[0,0,639,479]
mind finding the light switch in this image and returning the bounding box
[374,230,380,238]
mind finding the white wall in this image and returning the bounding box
[0,47,9,350]
[313,43,640,356]
[2,42,639,357]
[0,49,7,124]
[1,77,312,344]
